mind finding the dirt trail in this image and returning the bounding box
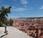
[0,26,33,38]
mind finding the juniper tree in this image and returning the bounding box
[0,6,11,26]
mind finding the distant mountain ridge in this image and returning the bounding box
[16,17,43,20]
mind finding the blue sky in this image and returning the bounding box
[0,0,43,18]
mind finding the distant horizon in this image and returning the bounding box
[8,16,43,19]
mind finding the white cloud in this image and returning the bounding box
[14,8,27,11]
[20,0,28,4]
[11,6,28,12]
[40,6,43,9]
[20,0,28,7]
[11,6,33,13]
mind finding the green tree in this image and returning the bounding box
[0,6,11,26]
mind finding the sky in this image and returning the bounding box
[0,0,43,18]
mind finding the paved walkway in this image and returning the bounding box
[0,26,33,38]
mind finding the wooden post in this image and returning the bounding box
[4,26,7,33]
[4,25,8,35]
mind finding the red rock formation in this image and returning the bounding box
[13,17,43,38]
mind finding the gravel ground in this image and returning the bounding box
[0,26,33,38]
